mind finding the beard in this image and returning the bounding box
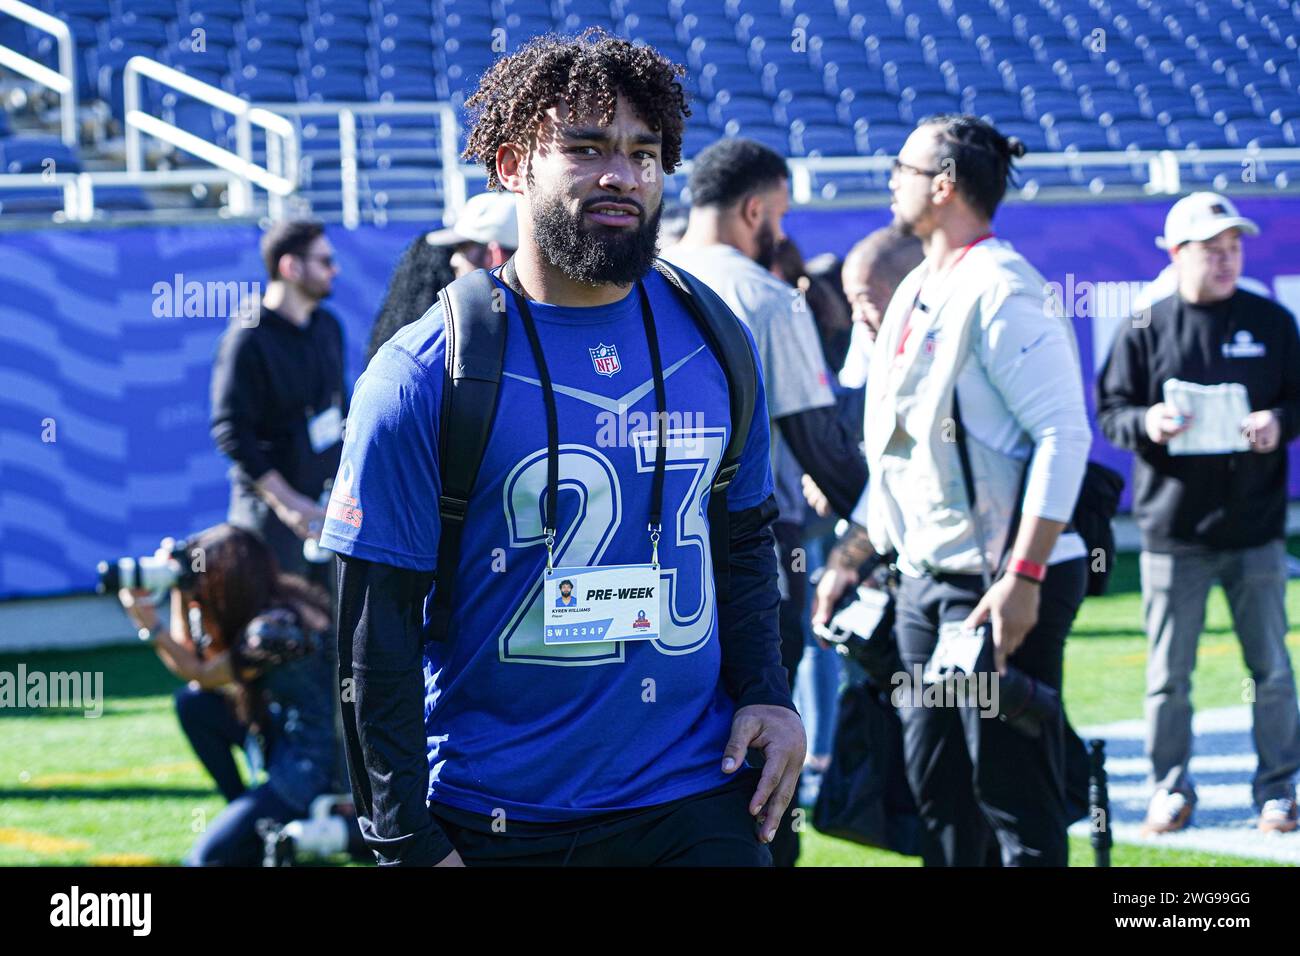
[530,189,663,285]
[752,219,778,271]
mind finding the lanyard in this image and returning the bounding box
[498,259,668,569]
[895,232,995,359]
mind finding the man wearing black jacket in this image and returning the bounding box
[210,219,347,583]
[1097,192,1300,835]
[320,31,803,867]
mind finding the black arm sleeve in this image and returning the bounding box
[716,493,796,712]
[774,405,868,520]
[210,329,274,483]
[336,554,456,866]
[1096,325,1153,453]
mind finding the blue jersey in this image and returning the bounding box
[321,268,773,822]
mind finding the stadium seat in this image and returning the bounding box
[0,135,82,174]
[1166,119,1229,149]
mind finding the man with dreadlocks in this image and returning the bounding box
[322,29,803,867]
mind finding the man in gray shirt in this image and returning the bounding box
[663,138,868,865]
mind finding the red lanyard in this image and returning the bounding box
[895,233,995,358]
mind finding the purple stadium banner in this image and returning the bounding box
[1,198,1298,598]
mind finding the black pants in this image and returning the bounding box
[894,558,1087,867]
[432,771,772,867]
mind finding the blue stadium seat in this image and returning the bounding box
[900,90,961,123]
[229,66,298,101]
[1105,119,1170,151]
[98,15,170,48]
[761,63,824,99]
[234,39,302,74]
[808,36,866,72]
[188,0,244,16]
[240,14,304,47]
[130,0,180,17]
[825,62,886,98]
[857,121,909,155]
[1225,118,1287,148]
[708,91,776,127]
[1022,88,1083,121]
[994,119,1050,152]
[1047,120,1110,151]
[777,93,839,126]
[1166,119,1229,149]
[0,135,82,174]
[179,14,239,48]
[375,69,439,101]
[837,90,897,126]
[302,67,369,102]
[375,37,437,68]
[791,123,856,157]
[1080,89,1144,122]
[305,38,368,72]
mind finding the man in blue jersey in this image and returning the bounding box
[322,29,804,867]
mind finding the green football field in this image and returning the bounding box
[2,543,1297,867]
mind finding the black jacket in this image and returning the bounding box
[1096,289,1300,552]
[210,304,348,499]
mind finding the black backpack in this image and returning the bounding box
[423,257,760,640]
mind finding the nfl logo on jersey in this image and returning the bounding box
[589,343,621,377]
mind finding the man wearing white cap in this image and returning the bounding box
[426,191,519,278]
[1097,192,1300,835]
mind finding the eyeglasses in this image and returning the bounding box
[891,158,942,178]
[304,254,336,268]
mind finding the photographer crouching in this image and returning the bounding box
[111,524,343,865]
[813,115,1092,866]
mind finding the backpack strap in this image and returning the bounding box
[651,258,759,604]
[426,267,508,639]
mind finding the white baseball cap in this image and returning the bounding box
[426,191,518,248]
[1156,191,1260,249]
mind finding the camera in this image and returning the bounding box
[926,621,1061,738]
[96,539,196,594]
[813,566,900,688]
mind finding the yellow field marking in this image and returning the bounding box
[0,828,90,855]
[23,761,200,788]
[89,853,162,866]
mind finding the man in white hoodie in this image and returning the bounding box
[814,115,1092,866]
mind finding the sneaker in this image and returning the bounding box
[1143,788,1194,834]
[1258,797,1298,834]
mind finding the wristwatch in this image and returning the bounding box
[137,625,159,643]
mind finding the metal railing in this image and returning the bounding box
[257,101,465,228]
[123,57,298,218]
[0,0,77,146]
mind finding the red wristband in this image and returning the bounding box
[1007,557,1047,583]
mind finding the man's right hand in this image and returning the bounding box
[435,849,465,867]
[811,566,859,629]
[1144,402,1194,445]
[274,491,327,541]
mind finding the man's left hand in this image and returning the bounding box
[1243,409,1281,453]
[721,704,806,844]
[964,573,1041,673]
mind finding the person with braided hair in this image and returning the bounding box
[813,115,1092,866]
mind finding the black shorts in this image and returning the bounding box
[430,771,772,867]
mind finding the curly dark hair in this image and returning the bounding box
[461,28,690,190]
[366,235,457,362]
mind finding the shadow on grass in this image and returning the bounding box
[0,786,216,801]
